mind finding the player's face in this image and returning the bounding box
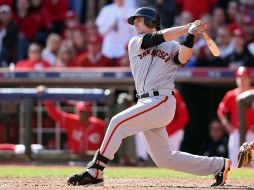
[134,16,152,34]
[78,111,91,123]
[236,75,252,89]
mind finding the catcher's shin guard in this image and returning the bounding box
[67,150,110,186]
[211,159,232,187]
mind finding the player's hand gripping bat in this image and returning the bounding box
[194,20,221,57]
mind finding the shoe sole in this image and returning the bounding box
[220,159,232,186]
[67,180,104,186]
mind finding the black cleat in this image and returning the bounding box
[67,171,104,186]
[211,159,232,186]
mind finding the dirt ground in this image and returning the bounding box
[0,177,253,190]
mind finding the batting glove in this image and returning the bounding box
[188,20,207,34]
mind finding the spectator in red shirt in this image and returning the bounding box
[44,101,106,153]
[15,43,50,69]
[63,10,81,40]
[166,89,189,151]
[44,0,68,34]
[76,35,112,67]
[55,43,77,67]
[70,29,86,56]
[30,0,52,44]
[13,0,40,60]
[217,66,254,166]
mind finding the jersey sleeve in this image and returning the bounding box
[44,101,76,128]
[217,92,231,118]
[169,41,181,59]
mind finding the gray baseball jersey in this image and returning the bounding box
[128,34,180,94]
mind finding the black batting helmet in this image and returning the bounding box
[127,7,160,30]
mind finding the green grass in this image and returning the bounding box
[0,166,253,179]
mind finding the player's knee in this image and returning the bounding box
[109,115,121,127]
[153,159,168,168]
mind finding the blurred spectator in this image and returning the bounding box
[224,28,254,69]
[30,0,51,45]
[178,11,193,25]
[216,26,234,58]
[200,119,228,158]
[13,0,40,60]
[0,5,18,67]
[44,101,106,153]
[56,43,76,67]
[166,89,189,151]
[211,7,226,29]
[76,35,112,67]
[70,29,86,56]
[227,1,239,25]
[42,33,61,66]
[68,0,84,22]
[85,20,100,38]
[15,43,50,69]
[176,0,218,20]
[44,0,68,34]
[96,0,135,64]
[241,15,254,43]
[240,0,254,18]
[63,10,84,40]
[217,66,254,166]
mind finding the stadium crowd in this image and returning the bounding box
[0,0,254,166]
[0,0,254,68]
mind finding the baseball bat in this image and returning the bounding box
[202,32,221,57]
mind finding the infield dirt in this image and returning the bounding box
[0,176,253,190]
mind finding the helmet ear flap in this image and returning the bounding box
[144,13,160,30]
[144,17,155,28]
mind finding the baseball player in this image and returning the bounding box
[68,7,231,187]
[217,66,254,166]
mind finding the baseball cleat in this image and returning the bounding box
[211,159,232,186]
[67,171,104,186]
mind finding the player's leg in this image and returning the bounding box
[135,133,149,164]
[168,129,184,151]
[228,129,240,167]
[140,127,231,186]
[68,95,175,186]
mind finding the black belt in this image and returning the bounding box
[136,90,174,99]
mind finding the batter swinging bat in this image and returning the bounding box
[202,32,221,57]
